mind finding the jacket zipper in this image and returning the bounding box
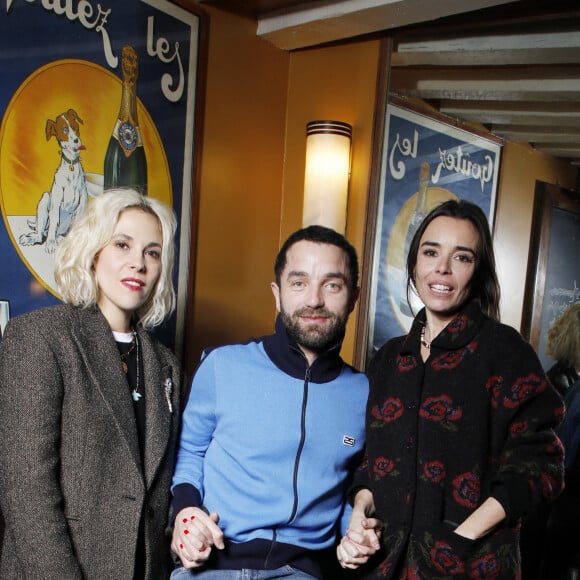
[287,366,310,524]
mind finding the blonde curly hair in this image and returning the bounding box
[54,188,177,329]
[546,303,580,369]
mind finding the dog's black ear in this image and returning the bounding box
[67,108,84,125]
[45,119,57,141]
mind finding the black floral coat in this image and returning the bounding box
[355,301,564,579]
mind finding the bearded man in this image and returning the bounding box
[170,226,380,580]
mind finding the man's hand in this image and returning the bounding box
[171,507,225,569]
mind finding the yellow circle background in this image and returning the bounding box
[0,59,172,217]
[386,187,457,271]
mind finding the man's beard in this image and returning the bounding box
[281,306,348,354]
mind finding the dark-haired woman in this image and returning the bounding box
[337,200,564,578]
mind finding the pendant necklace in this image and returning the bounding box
[120,330,142,402]
[120,334,136,373]
[131,331,142,402]
[420,324,431,349]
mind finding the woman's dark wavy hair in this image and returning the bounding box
[406,199,501,321]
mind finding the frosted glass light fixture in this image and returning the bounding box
[302,120,352,234]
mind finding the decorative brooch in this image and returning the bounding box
[164,377,174,414]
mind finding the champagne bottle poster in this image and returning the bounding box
[0,0,203,355]
[365,103,502,360]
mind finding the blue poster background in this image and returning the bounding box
[0,0,201,354]
[367,104,501,361]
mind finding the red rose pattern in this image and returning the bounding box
[486,375,503,409]
[419,395,463,423]
[504,373,547,408]
[431,342,477,370]
[372,397,404,423]
[430,541,465,575]
[398,354,418,372]
[447,314,468,333]
[374,455,395,477]
[469,553,501,579]
[423,460,446,483]
[452,472,481,508]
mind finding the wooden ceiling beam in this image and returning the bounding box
[491,125,580,143]
[391,67,580,102]
[392,47,580,67]
[437,100,580,114]
[255,0,516,50]
[439,110,580,127]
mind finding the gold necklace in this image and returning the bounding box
[120,334,137,373]
[420,324,431,349]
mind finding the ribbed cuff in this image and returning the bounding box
[491,474,532,524]
[171,483,203,523]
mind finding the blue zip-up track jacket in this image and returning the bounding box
[172,316,368,573]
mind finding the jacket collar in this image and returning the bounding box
[262,314,346,383]
[403,300,486,354]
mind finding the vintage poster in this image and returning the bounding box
[0,0,203,355]
[365,103,502,362]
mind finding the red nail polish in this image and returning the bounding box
[182,518,188,523]
[191,515,195,520]
[180,544,184,549]
[184,530,189,535]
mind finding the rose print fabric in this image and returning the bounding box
[355,301,564,579]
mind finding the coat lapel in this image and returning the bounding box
[73,307,142,473]
[138,329,172,487]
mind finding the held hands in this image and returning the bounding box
[337,516,382,569]
[337,489,382,570]
[171,507,225,569]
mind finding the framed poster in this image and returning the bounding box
[521,181,580,369]
[357,98,502,367]
[0,0,206,358]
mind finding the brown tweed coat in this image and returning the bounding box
[0,304,185,579]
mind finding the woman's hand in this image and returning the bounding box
[337,489,382,569]
[453,497,506,540]
[171,507,224,569]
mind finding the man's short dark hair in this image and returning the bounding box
[274,225,359,294]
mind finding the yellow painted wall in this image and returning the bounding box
[281,41,382,364]
[185,6,289,372]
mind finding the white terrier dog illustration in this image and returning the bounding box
[19,109,88,253]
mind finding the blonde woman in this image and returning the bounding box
[0,189,185,579]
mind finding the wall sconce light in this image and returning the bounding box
[302,120,352,234]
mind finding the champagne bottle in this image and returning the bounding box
[403,161,430,261]
[400,162,430,315]
[103,45,148,195]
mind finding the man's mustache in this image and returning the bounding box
[294,308,333,318]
